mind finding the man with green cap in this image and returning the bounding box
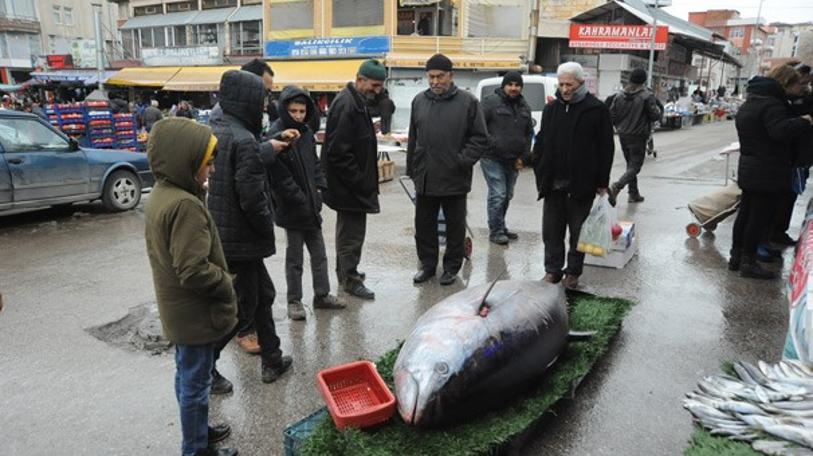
[322,59,385,300]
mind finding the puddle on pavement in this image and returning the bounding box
[86,302,172,355]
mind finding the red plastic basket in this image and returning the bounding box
[316,360,396,430]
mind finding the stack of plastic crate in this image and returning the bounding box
[44,105,59,128]
[55,103,85,140]
[85,101,116,149]
[113,113,138,151]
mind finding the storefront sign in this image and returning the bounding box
[265,36,390,59]
[142,46,221,66]
[569,24,669,51]
[70,39,98,68]
[47,54,73,70]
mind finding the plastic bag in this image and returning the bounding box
[577,194,613,257]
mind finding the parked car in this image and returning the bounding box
[475,74,558,135]
[0,110,153,214]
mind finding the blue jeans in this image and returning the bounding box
[175,343,214,456]
[480,158,518,236]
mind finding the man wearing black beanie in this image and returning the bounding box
[479,71,534,245]
[607,68,662,204]
[407,53,489,286]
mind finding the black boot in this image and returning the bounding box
[728,249,741,271]
[739,255,777,280]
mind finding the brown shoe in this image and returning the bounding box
[236,333,261,355]
[563,274,579,290]
[543,273,561,284]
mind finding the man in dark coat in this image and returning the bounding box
[378,90,396,135]
[207,70,293,391]
[268,85,347,320]
[407,53,489,286]
[533,62,614,290]
[322,59,385,300]
[607,68,662,204]
[480,71,533,245]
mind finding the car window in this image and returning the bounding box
[0,118,69,153]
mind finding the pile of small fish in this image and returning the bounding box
[684,360,813,455]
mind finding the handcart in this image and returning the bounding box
[399,176,474,259]
[686,182,741,238]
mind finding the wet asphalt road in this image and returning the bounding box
[0,120,798,455]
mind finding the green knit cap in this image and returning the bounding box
[358,59,386,81]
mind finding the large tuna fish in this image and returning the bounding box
[394,279,570,427]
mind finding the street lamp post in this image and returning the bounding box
[92,3,105,93]
[647,0,659,88]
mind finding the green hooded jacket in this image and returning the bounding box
[144,118,238,345]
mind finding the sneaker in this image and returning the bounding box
[236,333,260,355]
[439,270,457,286]
[563,274,579,290]
[344,280,375,300]
[287,300,306,320]
[740,256,778,280]
[489,233,509,245]
[208,424,231,445]
[504,230,519,240]
[607,184,619,207]
[210,369,233,395]
[262,356,293,383]
[313,294,346,310]
[756,245,782,263]
[628,194,645,203]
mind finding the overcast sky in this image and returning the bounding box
[663,0,813,24]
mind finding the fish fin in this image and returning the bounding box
[567,330,596,341]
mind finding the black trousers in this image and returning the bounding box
[335,211,367,286]
[213,259,281,367]
[772,191,797,238]
[614,135,647,195]
[542,191,594,277]
[415,194,467,274]
[731,191,778,257]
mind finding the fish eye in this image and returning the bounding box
[434,362,449,375]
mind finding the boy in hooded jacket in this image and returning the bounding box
[269,85,347,320]
[144,118,238,456]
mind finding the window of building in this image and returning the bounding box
[467,5,523,38]
[134,4,162,16]
[269,0,314,33]
[333,0,383,29]
[172,25,187,46]
[229,20,261,55]
[241,0,262,4]
[166,1,197,13]
[201,0,236,9]
[730,27,744,39]
[192,23,222,46]
[122,29,141,58]
[397,1,457,36]
[63,7,73,26]
[140,28,153,48]
[3,0,36,20]
[153,27,166,48]
[53,5,61,24]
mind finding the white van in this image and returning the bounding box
[475,75,559,135]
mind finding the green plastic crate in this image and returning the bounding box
[283,408,329,456]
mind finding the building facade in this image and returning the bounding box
[688,10,773,76]
[0,0,41,84]
[36,0,123,70]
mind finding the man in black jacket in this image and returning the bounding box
[322,60,386,300]
[607,68,661,204]
[533,62,614,290]
[268,85,347,320]
[480,71,533,245]
[207,70,293,391]
[407,53,489,286]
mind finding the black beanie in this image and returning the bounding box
[426,53,453,72]
[630,68,647,85]
[502,71,524,88]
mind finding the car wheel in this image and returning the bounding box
[102,170,141,212]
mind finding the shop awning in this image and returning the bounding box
[229,5,262,22]
[189,7,236,25]
[163,65,239,91]
[106,67,182,87]
[385,52,522,70]
[268,59,367,92]
[30,70,118,85]
[120,11,199,30]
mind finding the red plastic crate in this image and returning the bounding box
[316,360,395,430]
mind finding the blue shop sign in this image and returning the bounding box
[265,36,391,59]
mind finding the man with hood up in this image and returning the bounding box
[607,68,662,204]
[267,85,347,320]
[480,71,534,245]
[533,62,614,290]
[207,70,293,392]
[144,118,238,456]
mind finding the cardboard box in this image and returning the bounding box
[611,221,635,251]
[585,235,637,269]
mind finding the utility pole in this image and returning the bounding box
[751,0,765,77]
[92,2,105,93]
[647,0,659,88]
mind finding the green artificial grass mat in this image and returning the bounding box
[299,294,634,456]
[685,426,760,456]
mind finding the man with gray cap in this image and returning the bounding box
[607,67,662,204]
[533,62,614,290]
[480,71,534,245]
[407,53,489,286]
[322,59,386,300]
